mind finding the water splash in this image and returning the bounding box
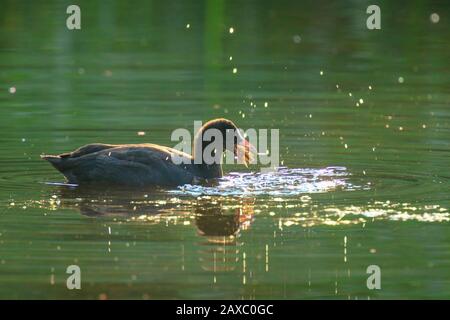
[172,166,365,197]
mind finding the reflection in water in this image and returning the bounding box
[21,172,449,284]
[194,199,254,273]
[21,166,450,227]
[34,186,256,275]
[195,199,254,239]
[278,200,450,228]
[6,167,449,298]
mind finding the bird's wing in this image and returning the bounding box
[60,145,194,186]
[59,143,118,158]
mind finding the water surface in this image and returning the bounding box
[0,0,449,299]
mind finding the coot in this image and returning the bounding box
[41,118,255,187]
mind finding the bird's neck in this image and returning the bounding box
[192,127,225,179]
[194,163,223,179]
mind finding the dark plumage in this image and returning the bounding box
[41,118,255,187]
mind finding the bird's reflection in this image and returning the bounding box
[51,185,254,273]
[194,199,254,272]
[195,200,254,239]
[55,186,253,221]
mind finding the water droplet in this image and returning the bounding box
[229,27,234,34]
[292,35,301,44]
[99,293,108,300]
[430,13,440,24]
[232,68,237,74]
[186,23,190,29]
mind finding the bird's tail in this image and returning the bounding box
[41,154,77,183]
[41,155,66,170]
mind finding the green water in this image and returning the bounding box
[1,0,450,299]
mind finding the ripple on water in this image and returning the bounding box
[8,165,448,226]
[171,166,366,197]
